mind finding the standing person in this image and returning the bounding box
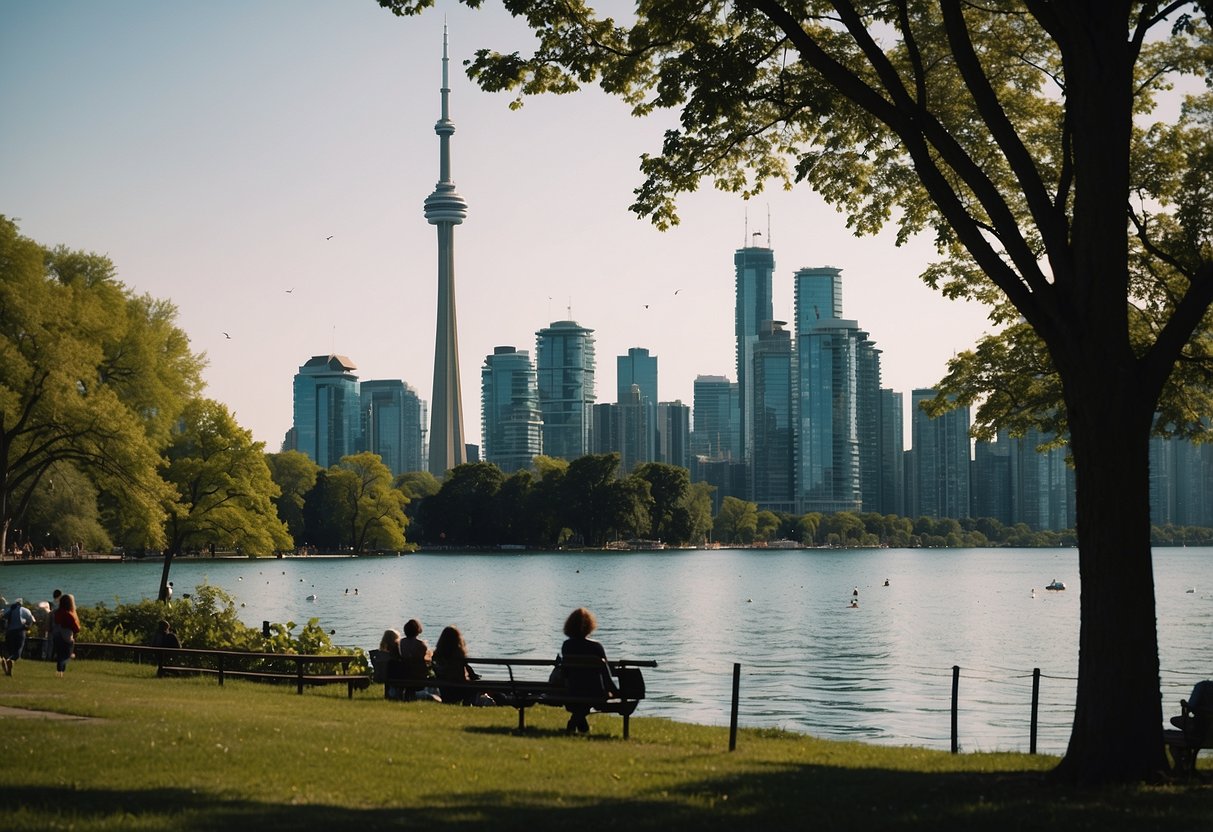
[42,589,63,659]
[433,626,485,705]
[51,594,81,678]
[2,598,35,676]
[560,607,618,734]
[397,619,431,701]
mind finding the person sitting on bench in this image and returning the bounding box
[433,625,489,706]
[1170,680,1211,730]
[560,607,618,734]
[398,618,432,702]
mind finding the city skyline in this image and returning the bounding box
[0,2,993,452]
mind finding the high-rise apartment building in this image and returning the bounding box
[656,401,691,469]
[735,239,774,466]
[855,333,883,512]
[481,346,542,474]
[360,379,424,476]
[793,266,878,514]
[424,28,469,476]
[877,389,905,516]
[536,320,596,461]
[751,320,795,511]
[292,354,361,468]
[617,347,658,405]
[909,388,972,519]
[1010,428,1073,530]
[691,374,736,460]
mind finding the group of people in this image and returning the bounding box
[373,607,620,733]
[374,619,490,705]
[1,590,81,677]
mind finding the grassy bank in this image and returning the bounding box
[0,660,1207,831]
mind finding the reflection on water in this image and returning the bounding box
[2,547,1210,754]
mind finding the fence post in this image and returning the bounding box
[729,662,741,751]
[1030,668,1040,755]
[951,665,960,754]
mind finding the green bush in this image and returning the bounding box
[79,583,365,671]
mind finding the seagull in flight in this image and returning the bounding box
[223,332,231,339]
[326,235,334,240]
[674,288,681,295]
[285,288,294,293]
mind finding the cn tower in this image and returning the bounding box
[423,26,468,476]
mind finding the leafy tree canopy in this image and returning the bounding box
[158,398,291,598]
[0,217,203,555]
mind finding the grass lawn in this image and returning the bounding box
[0,659,1208,831]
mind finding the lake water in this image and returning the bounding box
[3,547,1210,754]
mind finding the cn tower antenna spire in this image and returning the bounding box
[424,24,469,476]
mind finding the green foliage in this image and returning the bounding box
[162,398,292,557]
[334,452,410,552]
[302,469,356,549]
[266,450,319,546]
[714,496,758,544]
[78,583,359,664]
[0,217,203,554]
[421,461,506,545]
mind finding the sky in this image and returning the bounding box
[1,0,994,452]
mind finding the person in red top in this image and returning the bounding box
[51,593,81,677]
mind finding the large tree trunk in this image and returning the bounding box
[1054,369,1168,783]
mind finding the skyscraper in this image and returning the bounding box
[536,320,596,461]
[656,400,691,469]
[617,347,658,405]
[877,389,905,516]
[691,374,735,460]
[424,27,469,477]
[793,266,873,514]
[735,238,774,465]
[910,388,972,519]
[751,320,795,511]
[360,379,425,476]
[292,354,361,468]
[481,346,542,474]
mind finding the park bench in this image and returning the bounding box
[75,642,370,699]
[368,653,656,738]
[1164,695,1213,774]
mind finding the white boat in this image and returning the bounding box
[1045,579,1066,591]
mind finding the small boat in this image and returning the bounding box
[1045,579,1066,591]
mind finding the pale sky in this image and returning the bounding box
[1,1,993,453]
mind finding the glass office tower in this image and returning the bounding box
[360,379,424,476]
[292,354,361,468]
[481,346,542,473]
[536,320,596,461]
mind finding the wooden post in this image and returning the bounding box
[951,665,960,754]
[729,662,741,751]
[1030,668,1040,755]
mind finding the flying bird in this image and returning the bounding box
[326,235,334,240]
[223,332,231,339]
[285,288,294,293]
[674,288,681,295]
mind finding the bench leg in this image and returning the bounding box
[623,713,630,740]
[517,707,526,732]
